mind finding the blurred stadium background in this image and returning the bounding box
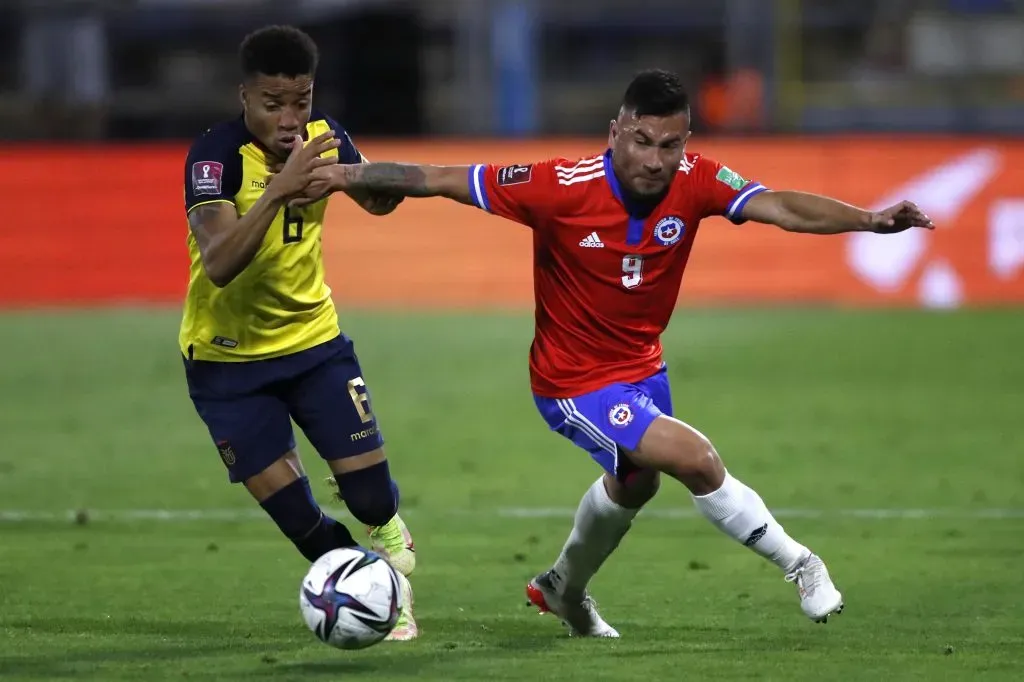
[1,0,1023,308]
[5,0,1024,139]
[1,1,1023,680]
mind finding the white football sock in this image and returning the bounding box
[549,477,639,595]
[693,472,810,573]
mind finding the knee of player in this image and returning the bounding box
[334,462,399,527]
[682,432,721,474]
[643,470,663,499]
[692,431,719,463]
[613,468,661,508]
[663,427,720,477]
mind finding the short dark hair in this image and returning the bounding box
[621,69,690,118]
[240,25,319,80]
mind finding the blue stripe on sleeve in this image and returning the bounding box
[469,164,491,211]
[726,183,768,223]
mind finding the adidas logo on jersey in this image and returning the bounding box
[579,232,605,248]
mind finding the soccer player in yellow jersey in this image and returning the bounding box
[180,25,417,640]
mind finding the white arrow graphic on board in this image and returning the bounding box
[846,148,1001,307]
[989,199,1024,281]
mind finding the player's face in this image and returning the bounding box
[241,74,314,158]
[609,110,690,197]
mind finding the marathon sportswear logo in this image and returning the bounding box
[654,216,685,246]
[497,164,533,186]
[350,425,379,442]
[579,232,605,248]
[193,161,224,196]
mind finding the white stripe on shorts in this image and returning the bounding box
[556,398,619,472]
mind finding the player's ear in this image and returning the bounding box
[608,119,617,147]
[238,84,247,109]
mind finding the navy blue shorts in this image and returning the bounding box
[184,334,384,483]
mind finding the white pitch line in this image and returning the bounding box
[498,507,1024,520]
[1,507,1023,523]
[0,509,267,522]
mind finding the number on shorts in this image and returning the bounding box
[622,255,644,289]
[283,207,304,244]
[347,377,374,424]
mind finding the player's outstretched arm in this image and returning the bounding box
[740,191,934,235]
[191,131,339,287]
[340,153,405,217]
[344,187,404,216]
[291,163,474,208]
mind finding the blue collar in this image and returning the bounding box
[602,149,629,209]
[603,149,664,244]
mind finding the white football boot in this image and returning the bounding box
[526,571,619,638]
[785,554,844,623]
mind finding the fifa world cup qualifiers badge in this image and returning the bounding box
[193,161,225,195]
[497,164,533,186]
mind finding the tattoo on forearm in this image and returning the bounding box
[354,164,431,196]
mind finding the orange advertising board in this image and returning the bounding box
[2,138,1022,308]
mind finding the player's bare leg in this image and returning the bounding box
[326,448,418,641]
[244,450,361,562]
[527,468,658,637]
[632,416,844,623]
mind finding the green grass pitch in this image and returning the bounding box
[1,308,1022,681]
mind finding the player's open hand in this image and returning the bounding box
[267,131,341,202]
[868,201,934,234]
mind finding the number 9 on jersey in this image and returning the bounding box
[622,255,644,289]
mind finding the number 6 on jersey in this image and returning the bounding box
[622,255,644,289]
[283,207,304,244]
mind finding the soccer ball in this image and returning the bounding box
[299,547,403,650]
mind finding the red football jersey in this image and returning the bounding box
[468,151,767,398]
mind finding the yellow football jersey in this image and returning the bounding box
[180,114,356,362]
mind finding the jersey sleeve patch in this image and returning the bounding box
[192,161,225,196]
[696,156,767,224]
[474,158,568,226]
[725,182,769,223]
[184,121,246,212]
[716,166,747,191]
[497,164,533,186]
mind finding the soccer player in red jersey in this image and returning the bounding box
[285,70,934,635]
